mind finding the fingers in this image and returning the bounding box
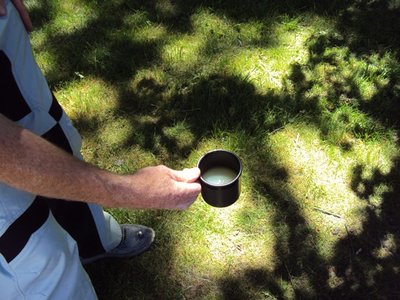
[172,179,201,210]
[167,167,201,209]
[12,0,33,32]
[172,167,201,183]
[178,180,202,197]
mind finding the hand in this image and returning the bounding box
[126,165,202,210]
[0,0,33,32]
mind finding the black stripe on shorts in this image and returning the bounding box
[0,51,32,121]
[0,197,49,263]
[45,200,106,259]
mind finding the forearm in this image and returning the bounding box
[0,114,201,210]
[0,114,123,207]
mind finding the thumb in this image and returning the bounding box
[173,167,201,183]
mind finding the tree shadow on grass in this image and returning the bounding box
[212,1,400,299]
[218,152,400,299]
[28,0,400,298]
[76,18,400,300]
[218,12,399,300]
[216,139,332,299]
[330,159,400,299]
[80,70,325,299]
[139,68,329,298]
[304,5,400,296]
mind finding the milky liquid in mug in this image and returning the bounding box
[202,167,237,186]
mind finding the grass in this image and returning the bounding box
[26,0,400,299]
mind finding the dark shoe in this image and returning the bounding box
[81,224,155,264]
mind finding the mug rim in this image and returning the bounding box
[197,149,242,187]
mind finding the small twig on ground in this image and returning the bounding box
[312,206,354,264]
[312,206,343,219]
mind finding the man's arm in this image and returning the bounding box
[0,114,201,209]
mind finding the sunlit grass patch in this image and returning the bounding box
[191,9,236,40]
[30,45,58,78]
[162,121,196,152]
[227,18,321,92]
[123,12,167,43]
[320,105,388,144]
[161,8,316,83]
[158,10,231,70]
[55,77,118,119]
[176,202,276,275]
[132,24,167,43]
[228,48,289,90]
[38,0,96,34]
[122,10,150,28]
[161,34,203,69]
[268,122,399,258]
[306,32,396,104]
[83,115,162,166]
[98,117,134,148]
[101,146,159,174]
[350,138,398,180]
[158,138,278,295]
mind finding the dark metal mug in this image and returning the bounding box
[197,149,242,207]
